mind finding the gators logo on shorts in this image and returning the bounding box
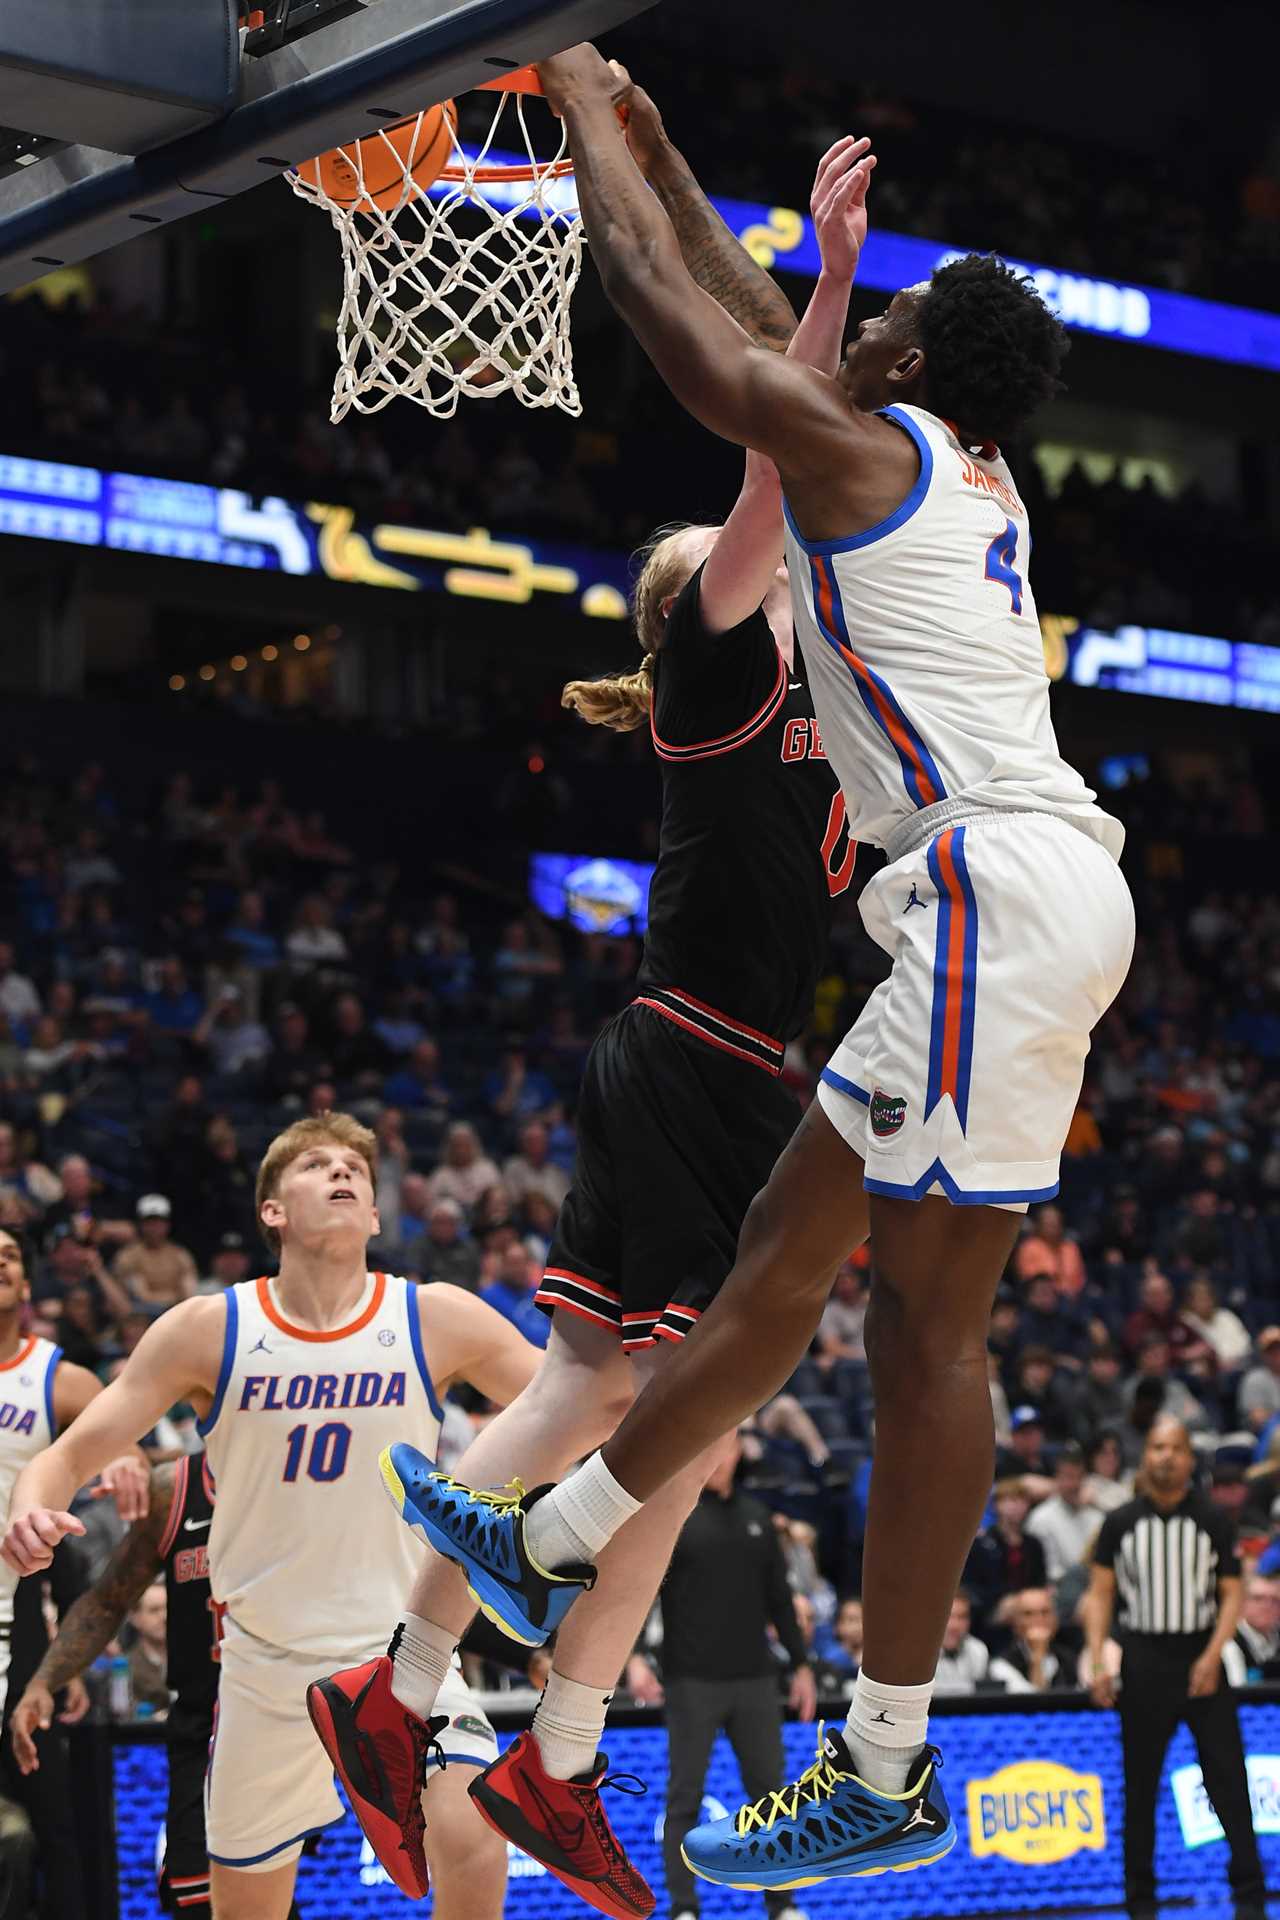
[870,1090,907,1139]
[452,1713,493,1738]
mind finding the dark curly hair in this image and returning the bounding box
[917,254,1068,448]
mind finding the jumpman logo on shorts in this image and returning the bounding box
[904,884,927,912]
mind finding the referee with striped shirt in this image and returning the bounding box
[1083,1416,1265,1919]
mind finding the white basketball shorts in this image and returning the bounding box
[206,1617,497,1872]
[818,811,1134,1212]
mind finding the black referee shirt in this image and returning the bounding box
[1093,1490,1240,1638]
[659,1487,808,1682]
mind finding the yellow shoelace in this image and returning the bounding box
[736,1724,847,1835]
[436,1474,528,1511]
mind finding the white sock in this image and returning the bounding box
[525,1452,642,1569]
[843,1670,932,1794]
[532,1671,613,1781]
[388,1612,456,1720]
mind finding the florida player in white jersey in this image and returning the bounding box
[0,1115,627,1920]
[0,1227,147,1717]
[405,48,1136,1901]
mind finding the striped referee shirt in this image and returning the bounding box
[1093,1491,1240,1637]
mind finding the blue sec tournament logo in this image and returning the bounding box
[564,859,644,934]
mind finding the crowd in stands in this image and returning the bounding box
[2,51,1278,654]
[4,712,1280,1706]
[636,49,1280,312]
[6,290,1278,651]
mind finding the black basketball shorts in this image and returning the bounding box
[159,1726,211,1915]
[535,998,801,1350]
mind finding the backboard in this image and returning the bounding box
[0,0,658,293]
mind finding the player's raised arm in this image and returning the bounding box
[2,1297,221,1575]
[613,67,798,351]
[788,137,876,375]
[698,136,880,630]
[536,46,865,477]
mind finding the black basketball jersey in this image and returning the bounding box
[636,565,853,1047]
[157,1452,219,1730]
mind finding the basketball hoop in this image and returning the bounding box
[290,69,585,420]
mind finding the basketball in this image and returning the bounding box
[298,102,457,213]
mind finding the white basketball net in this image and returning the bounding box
[290,89,584,419]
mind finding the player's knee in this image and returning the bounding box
[426,1801,507,1892]
[735,1183,831,1308]
[864,1275,962,1388]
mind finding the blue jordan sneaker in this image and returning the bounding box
[681,1728,955,1892]
[379,1443,596,1647]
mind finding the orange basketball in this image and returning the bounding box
[299,102,457,213]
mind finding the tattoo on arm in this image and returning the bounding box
[651,157,797,351]
[31,1469,171,1695]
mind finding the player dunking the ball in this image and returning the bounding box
[0,1113,611,1920]
[382,49,1135,1902]
[307,99,870,1920]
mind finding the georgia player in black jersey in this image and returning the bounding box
[308,107,866,1920]
[8,1455,275,1920]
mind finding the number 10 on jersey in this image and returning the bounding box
[282,1420,351,1483]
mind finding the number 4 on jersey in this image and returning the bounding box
[983,517,1024,614]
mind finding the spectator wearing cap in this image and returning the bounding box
[1239,1328,1280,1434]
[502,1121,570,1214]
[110,1195,197,1308]
[996,1406,1054,1483]
[1071,1343,1128,1445]
[1014,1204,1088,1297]
[426,1122,500,1213]
[197,1231,252,1296]
[933,1590,990,1696]
[963,1479,1049,1632]
[1026,1442,1105,1580]
[406,1199,481,1293]
[989,1589,1079,1693]
[1123,1334,1212,1434]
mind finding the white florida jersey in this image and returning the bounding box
[783,404,1123,859]
[199,1274,441,1659]
[0,1335,61,1602]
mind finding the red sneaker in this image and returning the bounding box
[468,1728,655,1920]
[306,1655,444,1901]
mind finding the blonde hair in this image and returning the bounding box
[561,521,717,733]
[255,1112,378,1257]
